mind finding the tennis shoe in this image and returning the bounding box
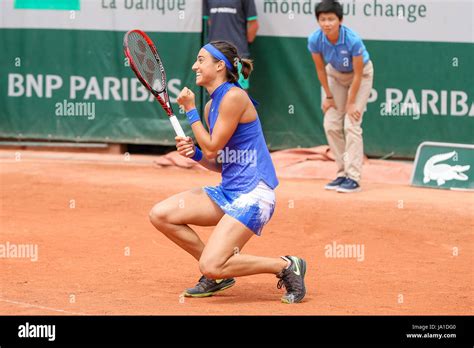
[183,276,235,297]
[277,256,307,304]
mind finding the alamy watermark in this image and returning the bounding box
[55,99,95,120]
[216,147,257,167]
[325,241,365,262]
[0,242,38,262]
[18,322,55,341]
[380,101,421,120]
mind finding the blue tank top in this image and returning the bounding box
[208,82,279,193]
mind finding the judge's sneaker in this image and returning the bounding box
[276,256,307,304]
[183,276,235,297]
[336,178,361,193]
[325,176,347,190]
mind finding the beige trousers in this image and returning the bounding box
[324,61,374,182]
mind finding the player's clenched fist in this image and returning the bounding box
[175,136,195,158]
[177,87,196,112]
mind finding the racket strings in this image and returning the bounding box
[126,32,165,92]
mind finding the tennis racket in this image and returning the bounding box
[123,29,193,155]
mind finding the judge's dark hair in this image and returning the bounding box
[315,0,343,20]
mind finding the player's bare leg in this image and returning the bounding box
[198,215,307,303]
[199,215,287,277]
[149,188,224,261]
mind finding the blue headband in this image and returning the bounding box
[203,43,234,71]
[202,43,258,106]
[203,44,235,71]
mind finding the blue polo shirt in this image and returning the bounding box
[308,25,370,73]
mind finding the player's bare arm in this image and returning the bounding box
[178,87,245,160]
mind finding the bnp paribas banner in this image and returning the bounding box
[0,0,473,157]
[251,0,473,157]
[0,0,202,145]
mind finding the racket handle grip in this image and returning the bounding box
[169,115,186,137]
[169,115,194,157]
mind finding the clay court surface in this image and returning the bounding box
[0,150,472,315]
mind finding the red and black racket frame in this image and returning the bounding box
[123,29,174,117]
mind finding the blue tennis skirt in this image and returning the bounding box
[204,181,276,236]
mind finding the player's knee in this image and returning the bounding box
[199,259,224,280]
[148,204,169,228]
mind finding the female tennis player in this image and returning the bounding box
[149,41,307,303]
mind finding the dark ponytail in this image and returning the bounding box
[240,58,253,79]
[209,40,254,83]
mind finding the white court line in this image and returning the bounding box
[0,297,89,315]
